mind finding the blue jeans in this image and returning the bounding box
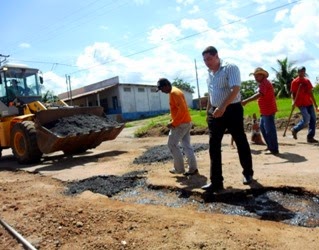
[168,122,197,173]
[293,105,316,139]
[260,115,279,152]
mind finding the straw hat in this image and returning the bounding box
[249,67,269,78]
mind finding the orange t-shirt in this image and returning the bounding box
[169,86,191,127]
[290,77,313,107]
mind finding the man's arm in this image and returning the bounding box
[310,90,318,110]
[242,92,261,106]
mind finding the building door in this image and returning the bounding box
[112,96,118,110]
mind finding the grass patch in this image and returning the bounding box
[127,94,319,137]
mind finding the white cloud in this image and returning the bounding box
[42,0,319,97]
[180,18,209,33]
[188,5,200,14]
[176,0,195,6]
[147,24,182,45]
[274,8,289,22]
[43,71,67,94]
[19,43,30,48]
[99,25,108,30]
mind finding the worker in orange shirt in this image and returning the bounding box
[156,78,198,176]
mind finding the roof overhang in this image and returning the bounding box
[61,83,117,101]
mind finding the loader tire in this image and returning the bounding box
[11,121,43,164]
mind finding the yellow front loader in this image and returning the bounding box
[0,64,124,164]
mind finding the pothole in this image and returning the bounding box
[65,173,319,228]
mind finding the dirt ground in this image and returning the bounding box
[1,118,319,250]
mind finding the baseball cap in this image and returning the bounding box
[298,66,306,72]
[156,78,171,92]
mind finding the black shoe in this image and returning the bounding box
[183,169,199,176]
[266,150,279,155]
[243,175,253,185]
[169,169,184,174]
[307,138,318,143]
[291,128,297,140]
[201,182,224,192]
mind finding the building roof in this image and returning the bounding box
[61,83,118,101]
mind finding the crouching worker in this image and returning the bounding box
[156,78,198,176]
[251,113,265,145]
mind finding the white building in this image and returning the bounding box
[58,76,194,121]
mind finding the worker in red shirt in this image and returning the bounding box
[290,66,318,143]
[242,67,279,154]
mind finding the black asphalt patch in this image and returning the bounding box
[133,143,209,164]
[65,171,146,197]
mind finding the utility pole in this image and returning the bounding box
[194,59,201,110]
[0,54,10,66]
[65,74,73,105]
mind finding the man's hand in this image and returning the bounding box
[212,106,226,118]
[167,123,174,129]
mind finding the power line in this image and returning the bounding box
[67,0,301,76]
[3,0,130,58]
[5,0,301,79]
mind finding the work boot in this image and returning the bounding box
[243,175,253,185]
[291,128,297,140]
[169,168,184,174]
[183,169,199,176]
[307,138,318,143]
[201,182,224,192]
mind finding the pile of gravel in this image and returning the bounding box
[44,114,122,136]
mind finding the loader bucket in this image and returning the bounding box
[34,106,125,154]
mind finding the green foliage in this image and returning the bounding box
[42,90,59,103]
[128,93,319,136]
[172,78,195,93]
[240,80,258,99]
[271,57,298,98]
[242,97,294,119]
[313,83,319,95]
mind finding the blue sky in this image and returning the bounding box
[1,0,319,98]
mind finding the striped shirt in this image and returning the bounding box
[206,60,242,107]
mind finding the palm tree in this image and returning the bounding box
[271,58,298,98]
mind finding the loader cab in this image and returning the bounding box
[0,64,43,107]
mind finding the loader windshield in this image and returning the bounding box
[0,64,43,105]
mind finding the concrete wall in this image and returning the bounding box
[119,84,170,120]
[59,77,194,121]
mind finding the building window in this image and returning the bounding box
[138,87,145,92]
[124,87,131,92]
[151,88,157,93]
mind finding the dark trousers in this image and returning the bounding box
[207,103,253,184]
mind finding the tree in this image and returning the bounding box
[172,78,195,93]
[271,58,298,98]
[42,90,59,103]
[240,80,258,99]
